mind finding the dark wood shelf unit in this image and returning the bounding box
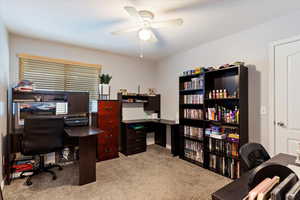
[12,90,89,115]
[178,66,248,180]
[118,93,165,156]
[180,155,204,167]
[204,66,239,75]
[118,93,161,115]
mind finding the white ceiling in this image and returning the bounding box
[1,0,300,61]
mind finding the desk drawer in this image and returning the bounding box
[97,144,119,161]
[126,129,146,140]
[98,101,120,116]
[97,131,117,145]
[126,137,146,146]
[99,117,119,129]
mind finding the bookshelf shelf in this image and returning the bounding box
[122,101,148,104]
[179,119,205,127]
[205,150,240,160]
[180,104,203,109]
[178,66,248,180]
[182,135,204,142]
[205,120,239,127]
[181,156,204,167]
[204,98,239,101]
[179,74,202,79]
[179,89,204,94]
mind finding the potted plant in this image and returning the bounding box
[99,74,112,97]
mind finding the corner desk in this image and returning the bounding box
[64,126,102,185]
[9,126,102,186]
[212,153,296,200]
[121,119,179,156]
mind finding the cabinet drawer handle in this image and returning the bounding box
[104,148,111,153]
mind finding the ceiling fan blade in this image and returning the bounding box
[124,6,143,22]
[151,18,183,29]
[111,26,140,35]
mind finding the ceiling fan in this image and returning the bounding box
[111,6,184,42]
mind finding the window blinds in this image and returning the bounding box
[19,54,101,102]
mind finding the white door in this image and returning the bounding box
[275,39,300,155]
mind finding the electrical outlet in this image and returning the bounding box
[260,106,267,115]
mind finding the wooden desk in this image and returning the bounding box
[212,153,296,200]
[121,119,179,156]
[65,127,102,185]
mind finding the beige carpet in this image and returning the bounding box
[4,145,231,200]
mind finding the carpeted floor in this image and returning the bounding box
[4,145,231,200]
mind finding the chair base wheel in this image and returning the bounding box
[26,181,32,186]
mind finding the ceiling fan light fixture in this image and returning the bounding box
[138,28,152,41]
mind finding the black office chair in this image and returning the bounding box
[239,143,271,171]
[21,116,64,186]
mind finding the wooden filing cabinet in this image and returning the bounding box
[121,125,147,156]
[97,100,121,161]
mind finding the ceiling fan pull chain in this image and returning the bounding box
[139,40,144,58]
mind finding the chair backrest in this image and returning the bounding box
[239,143,271,171]
[22,116,64,155]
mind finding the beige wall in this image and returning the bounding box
[156,10,300,153]
[9,34,158,100]
[0,18,10,184]
[9,34,159,122]
[9,10,300,155]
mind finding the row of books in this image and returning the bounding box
[183,94,203,104]
[184,140,204,163]
[183,77,204,90]
[184,109,204,120]
[208,137,239,158]
[209,154,240,179]
[205,126,239,136]
[184,126,203,140]
[246,174,300,200]
[205,126,239,142]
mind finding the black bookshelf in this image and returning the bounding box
[178,66,248,180]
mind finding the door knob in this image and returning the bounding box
[277,122,285,127]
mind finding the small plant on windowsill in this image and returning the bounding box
[99,74,112,85]
[99,74,112,98]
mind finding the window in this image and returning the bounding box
[19,54,101,105]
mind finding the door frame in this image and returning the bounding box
[269,35,300,156]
